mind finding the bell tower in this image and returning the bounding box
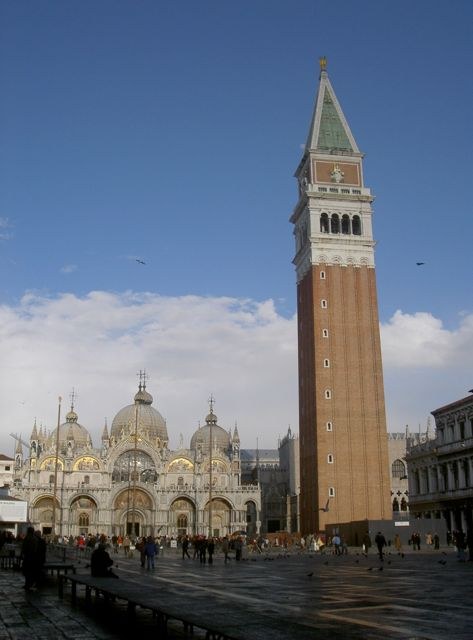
[291,59,391,534]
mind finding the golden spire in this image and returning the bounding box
[319,56,327,72]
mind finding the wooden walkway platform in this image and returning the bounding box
[58,573,315,640]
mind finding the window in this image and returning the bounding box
[78,513,89,528]
[49,475,54,484]
[320,271,326,279]
[341,214,350,234]
[326,422,333,432]
[327,454,334,464]
[5,465,10,471]
[392,498,400,512]
[331,214,340,234]
[329,487,335,497]
[177,514,188,529]
[392,459,406,478]
[84,475,90,485]
[324,389,332,399]
[321,299,327,309]
[352,215,362,235]
[320,213,329,233]
[323,359,330,368]
[322,329,329,338]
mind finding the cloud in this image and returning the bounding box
[380,310,473,430]
[60,264,78,274]
[1,294,472,457]
[0,292,298,456]
[0,217,12,240]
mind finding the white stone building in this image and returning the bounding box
[10,384,261,538]
[0,454,14,488]
[406,393,473,534]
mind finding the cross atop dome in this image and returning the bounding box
[137,369,149,391]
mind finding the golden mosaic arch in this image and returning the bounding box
[72,456,100,471]
[114,489,153,509]
[39,457,64,471]
[167,457,194,472]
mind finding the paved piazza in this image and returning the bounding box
[0,546,470,639]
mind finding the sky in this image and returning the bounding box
[1,0,472,457]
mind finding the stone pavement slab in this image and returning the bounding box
[0,547,470,639]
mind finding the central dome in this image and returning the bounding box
[111,385,168,443]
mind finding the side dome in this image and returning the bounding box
[110,384,168,443]
[48,407,91,449]
[190,411,231,453]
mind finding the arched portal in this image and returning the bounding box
[204,498,231,538]
[30,496,60,535]
[113,488,154,537]
[170,498,196,537]
[69,496,98,536]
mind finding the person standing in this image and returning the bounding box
[145,536,157,570]
[207,538,215,564]
[394,533,403,554]
[199,537,208,564]
[221,536,230,563]
[21,527,38,591]
[466,529,473,562]
[374,531,387,561]
[123,535,131,557]
[362,531,372,556]
[234,536,243,561]
[34,530,47,587]
[136,536,146,568]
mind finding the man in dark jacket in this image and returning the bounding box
[21,527,38,591]
[91,544,118,577]
[374,531,387,561]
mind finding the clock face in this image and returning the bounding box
[330,165,344,183]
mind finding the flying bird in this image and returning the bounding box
[416,262,425,266]
[135,259,146,265]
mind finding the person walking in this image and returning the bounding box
[374,531,387,561]
[123,535,131,557]
[182,535,191,559]
[332,534,341,555]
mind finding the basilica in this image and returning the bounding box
[10,383,261,539]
